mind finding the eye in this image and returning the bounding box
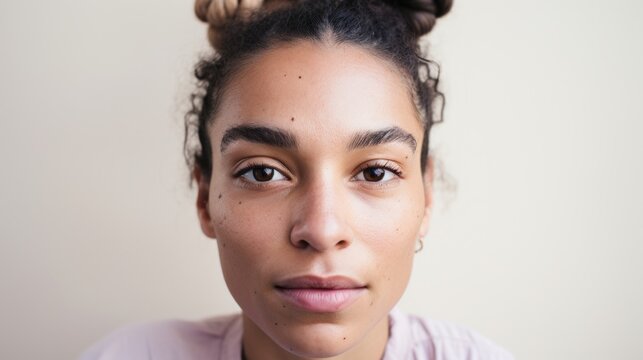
[237,165,287,183]
[353,162,402,182]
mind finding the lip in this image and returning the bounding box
[274,275,367,313]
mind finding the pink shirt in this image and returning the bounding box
[81,308,514,359]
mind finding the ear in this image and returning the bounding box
[194,168,217,239]
[418,156,434,238]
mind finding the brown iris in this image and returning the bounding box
[363,167,385,182]
[253,167,274,182]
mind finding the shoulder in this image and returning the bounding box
[387,309,514,360]
[79,313,242,360]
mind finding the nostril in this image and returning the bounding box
[295,239,309,249]
[336,239,349,249]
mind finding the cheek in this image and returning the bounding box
[355,188,425,289]
[357,187,425,250]
[208,194,288,290]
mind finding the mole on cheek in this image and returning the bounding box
[238,201,243,205]
[218,193,222,199]
[290,117,295,122]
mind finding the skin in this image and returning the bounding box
[195,39,433,359]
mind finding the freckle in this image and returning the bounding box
[291,117,295,122]
[253,290,257,294]
[274,322,278,326]
[370,301,374,306]
[298,75,302,79]
[343,337,346,340]
[396,228,399,232]
[405,156,408,159]
[282,304,286,308]
[238,201,242,205]
[218,193,222,199]
[283,73,287,77]
[222,242,226,247]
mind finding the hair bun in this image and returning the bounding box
[194,0,264,48]
[392,0,453,37]
[195,0,452,48]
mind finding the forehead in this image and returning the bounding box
[211,40,422,149]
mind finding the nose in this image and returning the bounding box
[289,179,354,252]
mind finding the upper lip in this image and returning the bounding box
[274,275,366,289]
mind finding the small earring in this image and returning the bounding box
[415,237,424,253]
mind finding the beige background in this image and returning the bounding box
[1,0,642,359]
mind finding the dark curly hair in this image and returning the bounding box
[185,0,452,181]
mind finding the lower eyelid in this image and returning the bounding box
[357,177,401,191]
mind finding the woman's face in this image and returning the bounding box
[196,40,431,358]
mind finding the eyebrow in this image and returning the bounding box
[220,125,298,153]
[347,126,417,153]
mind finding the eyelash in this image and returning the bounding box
[233,161,270,177]
[354,160,403,181]
[232,161,289,187]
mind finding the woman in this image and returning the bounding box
[82,0,514,358]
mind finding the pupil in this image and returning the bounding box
[253,167,274,182]
[364,168,385,181]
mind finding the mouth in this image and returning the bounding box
[274,275,367,313]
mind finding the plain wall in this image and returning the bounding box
[1,0,641,359]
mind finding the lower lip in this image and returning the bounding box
[276,287,366,313]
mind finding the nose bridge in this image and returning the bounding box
[290,171,352,251]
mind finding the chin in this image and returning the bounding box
[269,322,358,358]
